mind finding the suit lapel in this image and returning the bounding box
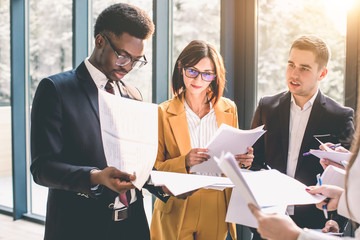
[214,99,233,127]
[168,95,192,156]
[295,91,325,174]
[76,62,100,122]
[278,92,291,167]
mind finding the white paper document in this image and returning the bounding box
[309,149,351,167]
[216,152,325,228]
[98,90,158,189]
[190,124,266,174]
[318,165,346,188]
[150,171,234,196]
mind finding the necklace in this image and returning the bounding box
[187,100,208,118]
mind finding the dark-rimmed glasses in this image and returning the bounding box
[101,34,147,69]
[184,68,216,82]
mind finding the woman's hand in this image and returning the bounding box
[234,147,254,168]
[306,185,344,211]
[185,148,210,168]
[248,203,301,240]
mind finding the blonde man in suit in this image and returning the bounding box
[150,40,254,240]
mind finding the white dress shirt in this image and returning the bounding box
[84,58,136,208]
[287,90,318,215]
[184,100,219,176]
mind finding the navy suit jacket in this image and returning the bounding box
[251,90,354,229]
[30,62,161,240]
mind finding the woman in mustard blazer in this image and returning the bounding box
[150,40,254,240]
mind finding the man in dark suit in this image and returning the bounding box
[30,3,169,240]
[250,35,354,239]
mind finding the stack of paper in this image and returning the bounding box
[190,124,266,174]
[309,149,351,167]
[150,171,234,196]
[215,152,325,228]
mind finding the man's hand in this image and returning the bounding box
[322,220,339,233]
[234,147,254,168]
[320,158,345,170]
[319,143,348,170]
[90,167,136,194]
[185,148,210,168]
[248,203,301,240]
[161,186,197,200]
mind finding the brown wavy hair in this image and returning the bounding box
[172,40,226,105]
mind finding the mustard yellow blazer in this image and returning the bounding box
[150,93,238,240]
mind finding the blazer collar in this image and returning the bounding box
[76,62,100,122]
[214,97,234,127]
[167,94,191,155]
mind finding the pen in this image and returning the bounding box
[302,143,341,156]
[318,177,328,219]
[329,143,341,149]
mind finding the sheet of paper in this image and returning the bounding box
[318,165,346,188]
[215,152,259,207]
[190,124,266,174]
[216,152,325,228]
[150,171,234,196]
[98,90,158,189]
[309,149,351,167]
[225,188,287,228]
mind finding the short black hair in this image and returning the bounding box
[94,3,154,39]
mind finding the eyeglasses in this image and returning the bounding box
[101,34,147,69]
[184,68,216,82]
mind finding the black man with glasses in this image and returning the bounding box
[150,40,254,240]
[30,3,170,240]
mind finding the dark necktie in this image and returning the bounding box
[105,80,115,95]
[104,80,130,207]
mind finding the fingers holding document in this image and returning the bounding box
[306,185,344,212]
[320,158,345,170]
[90,167,136,194]
[248,203,301,240]
[185,148,210,168]
[235,147,254,168]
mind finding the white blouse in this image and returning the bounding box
[184,100,219,176]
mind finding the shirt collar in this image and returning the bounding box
[84,57,108,91]
[290,89,319,110]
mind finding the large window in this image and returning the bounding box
[173,0,221,65]
[28,0,73,216]
[257,0,353,104]
[0,0,12,209]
